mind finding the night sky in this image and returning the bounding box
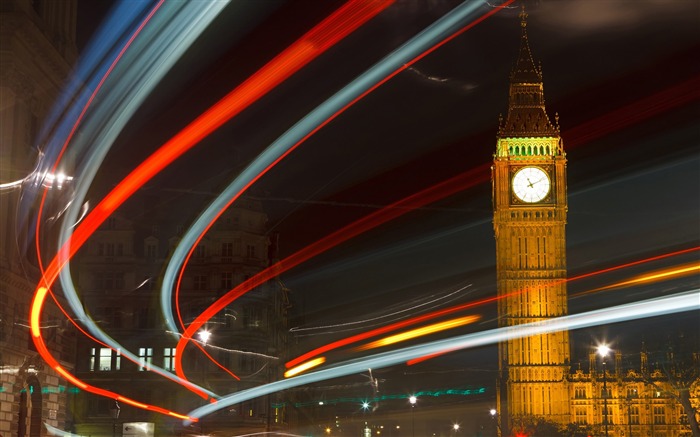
[73,0,699,426]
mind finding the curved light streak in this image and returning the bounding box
[185,291,699,423]
[33,0,396,407]
[167,0,514,386]
[54,0,230,400]
[30,0,229,412]
[159,0,398,334]
[285,247,698,371]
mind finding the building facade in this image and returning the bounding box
[564,350,700,437]
[492,10,699,437]
[72,199,290,436]
[0,0,78,435]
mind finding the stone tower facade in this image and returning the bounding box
[492,10,570,434]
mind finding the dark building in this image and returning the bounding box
[0,0,78,435]
[72,198,290,436]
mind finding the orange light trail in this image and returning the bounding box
[285,246,698,368]
[574,261,700,296]
[184,72,699,380]
[30,287,199,421]
[355,315,480,351]
[28,0,205,416]
[28,0,694,419]
[284,357,327,378]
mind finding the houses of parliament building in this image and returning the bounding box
[492,8,699,437]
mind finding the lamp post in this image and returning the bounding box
[490,408,501,437]
[597,345,611,437]
[109,400,120,437]
[409,396,417,437]
[452,423,460,435]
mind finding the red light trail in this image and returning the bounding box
[175,72,700,380]
[285,246,698,371]
[26,0,695,421]
[172,1,516,384]
[30,0,394,414]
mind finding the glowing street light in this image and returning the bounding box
[409,396,417,437]
[198,329,211,344]
[490,408,501,437]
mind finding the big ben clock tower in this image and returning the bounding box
[493,9,570,433]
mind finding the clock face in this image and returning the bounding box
[512,166,550,203]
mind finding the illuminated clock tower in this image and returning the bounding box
[492,9,570,433]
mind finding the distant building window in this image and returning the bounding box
[221,272,233,290]
[136,308,152,328]
[575,407,587,424]
[139,347,153,371]
[115,272,124,290]
[222,242,233,258]
[602,407,613,425]
[90,348,120,371]
[164,348,176,371]
[246,245,256,259]
[102,307,123,328]
[146,243,157,259]
[627,387,638,398]
[194,275,208,291]
[653,406,665,424]
[630,406,639,424]
[106,243,115,256]
[575,387,586,399]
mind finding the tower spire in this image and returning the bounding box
[499,6,558,138]
[511,5,541,84]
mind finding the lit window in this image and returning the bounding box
[139,347,153,371]
[164,348,176,371]
[90,347,115,371]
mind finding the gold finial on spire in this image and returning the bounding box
[519,4,528,28]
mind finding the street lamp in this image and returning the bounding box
[109,400,120,437]
[409,396,417,437]
[452,423,460,435]
[198,329,211,344]
[490,409,501,437]
[597,344,611,437]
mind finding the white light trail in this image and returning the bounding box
[184,291,699,424]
